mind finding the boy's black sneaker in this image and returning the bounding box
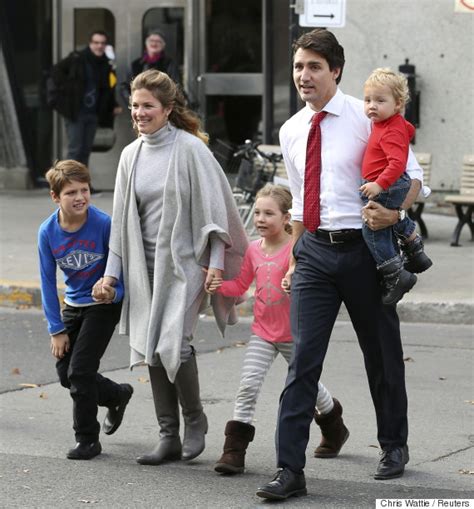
[67,440,102,460]
[103,384,134,435]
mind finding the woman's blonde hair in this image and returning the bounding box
[255,183,293,234]
[130,70,209,144]
[364,67,410,109]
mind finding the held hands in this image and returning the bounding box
[204,268,223,295]
[362,201,398,231]
[281,260,296,295]
[359,181,384,200]
[92,276,117,304]
[50,332,70,360]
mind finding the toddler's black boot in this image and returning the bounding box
[401,235,433,273]
[378,256,417,306]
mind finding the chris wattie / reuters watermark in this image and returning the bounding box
[376,500,473,508]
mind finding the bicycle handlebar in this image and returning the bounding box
[233,140,283,163]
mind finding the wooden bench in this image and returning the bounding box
[445,154,474,246]
[408,152,432,238]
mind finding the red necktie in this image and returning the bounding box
[303,111,327,232]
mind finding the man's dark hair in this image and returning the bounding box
[293,29,345,84]
[89,30,108,43]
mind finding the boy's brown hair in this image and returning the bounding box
[45,160,91,197]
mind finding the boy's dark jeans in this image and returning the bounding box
[360,173,416,267]
[56,302,122,443]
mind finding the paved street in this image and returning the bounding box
[1,310,473,507]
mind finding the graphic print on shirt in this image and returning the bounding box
[56,250,104,271]
[255,260,289,307]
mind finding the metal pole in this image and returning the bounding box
[289,3,299,117]
[262,0,274,144]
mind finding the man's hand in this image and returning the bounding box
[51,333,70,360]
[360,182,383,200]
[362,201,398,231]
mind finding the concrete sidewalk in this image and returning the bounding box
[1,319,473,507]
[1,189,473,323]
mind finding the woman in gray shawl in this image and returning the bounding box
[93,70,247,465]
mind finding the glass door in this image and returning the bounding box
[197,0,263,166]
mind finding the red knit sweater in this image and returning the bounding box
[362,114,415,190]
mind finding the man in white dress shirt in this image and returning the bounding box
[256,29,423,501]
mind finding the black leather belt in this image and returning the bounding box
[313,229,362,244]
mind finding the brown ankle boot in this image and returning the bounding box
[214,420,255,474]
[314,398,350,458]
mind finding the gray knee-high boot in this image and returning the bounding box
[136,365,182,465]
[174,355,208,461]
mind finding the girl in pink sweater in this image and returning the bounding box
[209,184,349,475]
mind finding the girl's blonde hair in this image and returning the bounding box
[130,70,209,144]
[364,67,410,109]
[256,183,293,234]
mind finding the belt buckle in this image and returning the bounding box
[329,231,344,244]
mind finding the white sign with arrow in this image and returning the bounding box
[299,0,346,28]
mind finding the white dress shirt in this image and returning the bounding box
[279,88,424,229]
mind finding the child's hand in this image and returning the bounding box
[281,277,291,294]
[207,277,223,295]
[204,268,223,294]
[50,333,70,360]
[360,182,383,200]
[100,284,116,303]
[92,277,116,303]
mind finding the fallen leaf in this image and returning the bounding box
[368,444,379,449]
[23,469,30,473]
[19,383,39,388]
[39,392,48,399]
[439,377,447,381]
[137,377,149,384]
[403,357,414,362]
[234,341,246,347]
[11,368,21,375]
[458,469,474,475]
[78,500,98,504]
[464,400,474,405]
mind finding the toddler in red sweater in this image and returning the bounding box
[360,68,432,306]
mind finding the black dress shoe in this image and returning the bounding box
[256,468,307,500]
[103,383,134,435]
[374,445,409,480]
[67,441,102,460]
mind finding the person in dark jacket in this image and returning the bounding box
[50,30,121,184]
[132,29,180,83]
[120,29,181,105]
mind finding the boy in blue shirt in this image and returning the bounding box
[38,159,133,460]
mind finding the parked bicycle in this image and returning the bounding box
[231,139,283,235]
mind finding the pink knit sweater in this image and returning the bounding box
[218,239,292,342]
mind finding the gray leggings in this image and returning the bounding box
[233,335,334,423]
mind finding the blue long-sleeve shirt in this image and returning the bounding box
[38,205,124,335]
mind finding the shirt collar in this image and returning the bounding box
[304,88,345,124]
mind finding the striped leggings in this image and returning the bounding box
[233,335,334,423]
